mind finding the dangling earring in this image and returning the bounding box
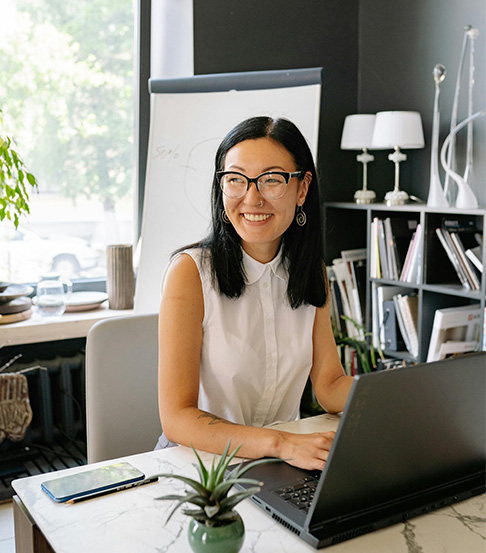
[295,205,307,226]
[221,209,230,224]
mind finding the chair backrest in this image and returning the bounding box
[85,313,161,463]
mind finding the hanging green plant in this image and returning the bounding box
[0,110,38,228]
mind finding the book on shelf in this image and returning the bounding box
[331,258,362,339]
[437,340,479,359]
[383,218,400,280]
[331,250,367,340]
[449,232,481,290]
[373,284,409,350]
[394,294,419,358]
[401,223,423,284]
[370,218,380,279]
[483,307,486,352]
[376,218,389,280]
[465,245,483,273]
[341,248,367,329]
[382,299,403,351]
[435,228,472,289]
[327,266,347,337]
[426,304,482,362]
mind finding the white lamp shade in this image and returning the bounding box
[371,111,425,149]
[341,114,376,150]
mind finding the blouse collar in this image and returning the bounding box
[242,247,288,285]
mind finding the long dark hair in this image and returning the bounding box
[182,116,327,309]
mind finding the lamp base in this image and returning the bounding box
[354,189,376,204]
[384,189,409,206]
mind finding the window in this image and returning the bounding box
[0,0,135,284]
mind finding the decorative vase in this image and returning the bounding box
[427,64,448,208]
[106,244,135,309]
[187,512,245,553]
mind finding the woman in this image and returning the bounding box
[157,116,353,470]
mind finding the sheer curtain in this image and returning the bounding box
[151,0,194,78]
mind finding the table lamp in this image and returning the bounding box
[341,114,377,203]
[371,111,424,205]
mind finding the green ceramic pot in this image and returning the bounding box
[187,512,245,553]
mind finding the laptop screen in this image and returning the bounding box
[308,352,486,527]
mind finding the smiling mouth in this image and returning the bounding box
[242,213,272,222]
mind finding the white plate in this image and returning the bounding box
[65,291,109,312]
[0,284,35,302]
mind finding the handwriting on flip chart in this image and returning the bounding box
[153,144,180,163]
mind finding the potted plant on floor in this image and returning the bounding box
[154,441,279,553]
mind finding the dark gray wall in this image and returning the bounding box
[359,0,486,205]
[193,0,360,202]
[192,0,485,206]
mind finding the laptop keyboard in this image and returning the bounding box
[272,471,320,513]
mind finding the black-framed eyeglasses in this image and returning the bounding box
[217,171,303,200]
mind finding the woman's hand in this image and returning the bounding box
[274,430,336,471]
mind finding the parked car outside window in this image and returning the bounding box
[0,225,101,283]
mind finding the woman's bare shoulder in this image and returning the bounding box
[163,251,203,298]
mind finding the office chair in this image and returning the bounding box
[85,313,161,463]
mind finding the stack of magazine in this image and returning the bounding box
[328,249,367,375]
[328,248,367,340]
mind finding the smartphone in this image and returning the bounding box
[41,461,147,503]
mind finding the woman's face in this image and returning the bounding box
[222,137,311,263]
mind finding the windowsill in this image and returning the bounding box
[0,304,134,347]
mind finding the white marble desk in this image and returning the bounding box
[12,415,486,553]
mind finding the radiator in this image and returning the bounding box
[0,351,87,501]
[9,352,87,444]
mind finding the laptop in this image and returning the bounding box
[234,352,486,548]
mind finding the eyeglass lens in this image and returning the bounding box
[220,173,288,199]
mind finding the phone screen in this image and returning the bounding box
[41,461,145,502]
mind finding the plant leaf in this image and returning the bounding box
[219,487,261,511]
[191,445,209,487]
[152,473,209,497]
[206,456,216,491]
[212,478,261,502]
[214,441,242,486]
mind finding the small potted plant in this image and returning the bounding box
[154,441,279,553]
[0,109,38,230]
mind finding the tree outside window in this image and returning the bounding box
[0,0,134,283]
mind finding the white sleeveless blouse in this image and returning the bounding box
[182,247,316,428]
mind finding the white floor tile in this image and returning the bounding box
[0,536,16,553]
[0,501,15,541]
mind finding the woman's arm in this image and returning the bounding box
[309,301,354,414]
[158,253,339,470]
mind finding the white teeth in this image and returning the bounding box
[243,213,272,222]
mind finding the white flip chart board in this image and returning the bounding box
[135,68,322,313]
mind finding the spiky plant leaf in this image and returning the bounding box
[191,446,209,487]
[227,457,282,480]
[214,442,241,485]
[155,440,280,525]
[155,494,208,509]
[206,457,216,491]
[212,478,261,503]
[152,473,209,497]
[219,487,262,512]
